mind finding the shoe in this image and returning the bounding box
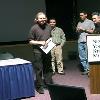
[81,71,89,75]
[53,71,56,75]
[36,87,44,94]
[57,71,65,75]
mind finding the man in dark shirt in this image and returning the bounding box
[28,12,53,94]
[92,12,100,34]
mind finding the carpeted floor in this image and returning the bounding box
[21,60,100,100]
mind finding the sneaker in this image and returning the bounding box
[58,71,65,75]
[53,71,56,75]
[81,71,89,75]
[36,87,44,94]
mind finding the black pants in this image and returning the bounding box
[33,48,53,88]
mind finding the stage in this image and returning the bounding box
[1,42,100,100]
[22,60,100,100]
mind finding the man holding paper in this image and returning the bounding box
[28,12,53,94]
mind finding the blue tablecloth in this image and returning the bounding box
[0,58,35,100]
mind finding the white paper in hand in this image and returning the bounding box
[40,38,56,54]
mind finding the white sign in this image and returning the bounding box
[87,35,100,62]
[40,38,56,54]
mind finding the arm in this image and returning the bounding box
[85,21,95,34]
[76,21,95,34]
[84,29,94,34]
[29,40,46,46]
[60,29,66,47]
[76,26,94,33]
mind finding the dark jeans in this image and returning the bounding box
[33,48,53,88]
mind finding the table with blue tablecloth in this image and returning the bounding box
[0,58,35,100]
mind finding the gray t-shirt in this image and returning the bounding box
[77,19,95,43]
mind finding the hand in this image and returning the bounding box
[41,41,46,46]
[77,27,86,32]
[43,44,48,49]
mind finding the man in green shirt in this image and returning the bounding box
[49,18,66,75]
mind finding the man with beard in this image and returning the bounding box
[28,12,53,94]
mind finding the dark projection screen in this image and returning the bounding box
[0,0,46,42]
